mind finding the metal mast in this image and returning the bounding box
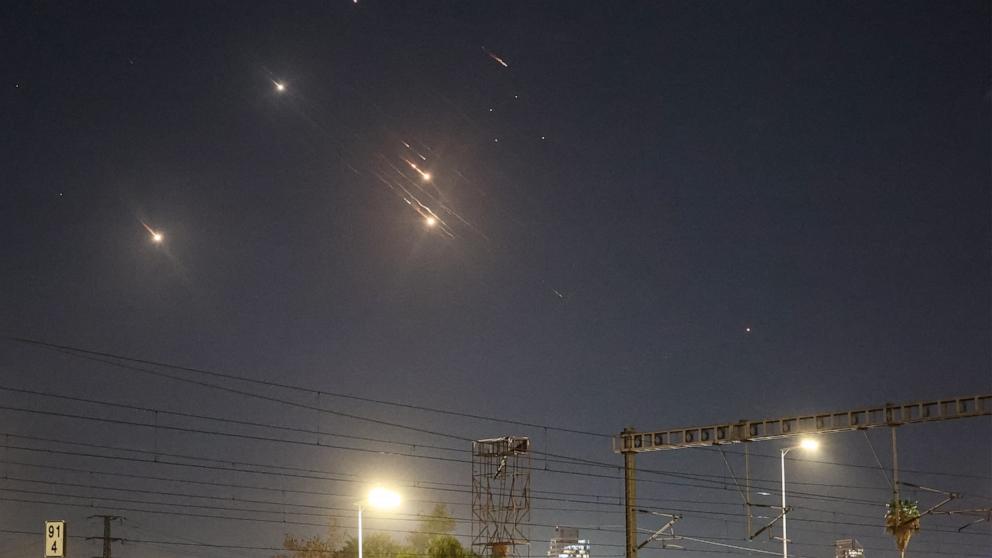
[86,515,123,558]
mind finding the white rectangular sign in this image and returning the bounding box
[45,521,65,557]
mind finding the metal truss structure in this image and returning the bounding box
[613,393,992,558]
[614,394,991,453]
[472,436,531,558]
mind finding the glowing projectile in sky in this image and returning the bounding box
[403,158,432,181]
[370,156,463,239]
[141,222,164,243]
[482,46,509,68]
[400,140,429,161]
[273,81,286,92]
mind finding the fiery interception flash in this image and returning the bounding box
[141,222,164,243]
[403,158,432,182]
[370,165,454,238]
[482,46,509,68]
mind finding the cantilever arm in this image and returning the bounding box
[749,507,789,540]
[635,510,681,550]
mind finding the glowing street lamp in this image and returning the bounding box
[356,487,401,558]
[367,487,401,508]
[781,438,819,558]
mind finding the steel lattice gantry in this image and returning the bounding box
[613,394,992,558]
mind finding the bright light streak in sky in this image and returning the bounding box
[400,140,429,161]
[141,221,164,243]
[273,81,286,92]
[403,158,432,181]
[482,46,509,68]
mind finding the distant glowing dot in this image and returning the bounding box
[151,232,164,243]
[514,95,519,99]
[274,82,286,92]
[540,136,546,140]
[489,107,494,112]
[745,327,751,333]
[493,138,499,143]
[421,172,431,181]
[425,216,437,227]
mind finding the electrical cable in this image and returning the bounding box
[9,337,612,438]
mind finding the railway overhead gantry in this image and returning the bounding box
[614,394,991,558]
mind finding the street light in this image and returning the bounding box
[356,487,401,558]
[781,439,818,558]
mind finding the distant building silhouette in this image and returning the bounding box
[835,538,864,558]
[548,527,590,558]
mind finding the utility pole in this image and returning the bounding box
[86,515,123,558]
[891,427,899,504]
[621,427,637,558]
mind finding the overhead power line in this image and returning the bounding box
[0,402,910,502]
[10,471,988,541]
[3,384,955,496]
[11,338,988,489]
[12,339,632,475]
[5,338,989,556]
[4,486,988,545]
[9,337,611,437]
[3,432,981,519]
[16,336,991,486]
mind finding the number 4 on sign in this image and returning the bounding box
[45,521,66,557]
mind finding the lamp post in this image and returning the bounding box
[780,438,818,558]
[356,487,401,558]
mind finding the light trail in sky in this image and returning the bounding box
[482,46,509,68]
[140,221,163,243]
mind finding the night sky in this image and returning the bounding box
[2,2,990,558]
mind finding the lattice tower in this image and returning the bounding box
[472,437,531,558]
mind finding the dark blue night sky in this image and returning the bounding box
[2,2,989,557]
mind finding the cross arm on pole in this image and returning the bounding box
[635,510,681,550]
[748,507,790,541]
